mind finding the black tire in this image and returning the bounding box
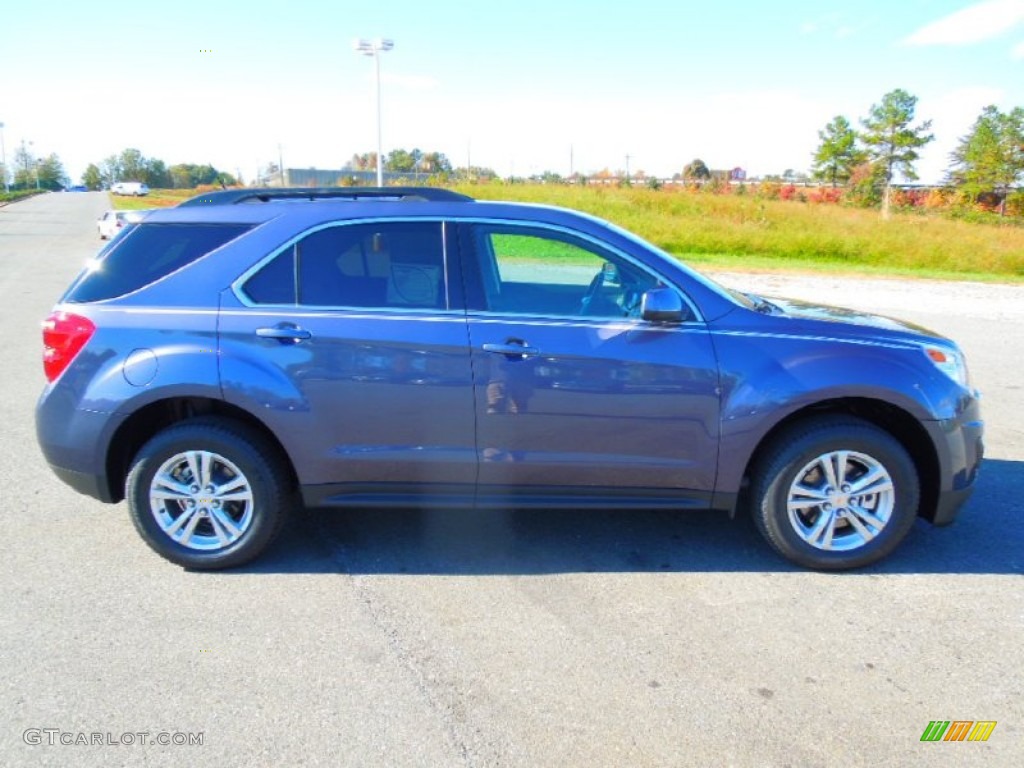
[750,416,920,570]
[126,418,292,569]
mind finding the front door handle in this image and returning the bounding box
[256,325,312,343]
[482,342,539,359]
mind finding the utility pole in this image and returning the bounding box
[625,154,631,183]
[0,121,8,192]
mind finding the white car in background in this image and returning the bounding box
[111,182,149,196]
[96,209,149,239]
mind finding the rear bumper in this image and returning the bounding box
[36,396,125,504]
[923,394,984,526]
[48,463,115,503]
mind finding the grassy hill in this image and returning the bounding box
[452,184,1024,281]
[113,184,1024,281]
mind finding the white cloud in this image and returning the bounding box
[904,0,1024,46]
[1012,40,1024,57]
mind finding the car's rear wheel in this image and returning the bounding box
[126,419,291,569]
[750,417,920,570]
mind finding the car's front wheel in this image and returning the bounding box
[126,419,292,569]
[751,417,920,570]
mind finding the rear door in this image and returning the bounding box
[218,219,477,503]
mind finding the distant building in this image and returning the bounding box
[262,168,437,187]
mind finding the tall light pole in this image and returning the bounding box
[353,37,393,187]
[29,141,41,189]
[0,121,8,192]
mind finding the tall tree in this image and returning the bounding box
[119,148,148,181]
[36,153,66,190]
[82,164,103,190]
[682,158,710,180]
[947,105,1024,214]
[100,154,123,187]
[143,158,171,188]
[12,144,36,190]
[811,115,864,186]
[860,89,934,217]
[385,148,418,173]
[344,153,377,172]
[420,151,452,173]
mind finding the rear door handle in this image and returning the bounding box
[482,342,539,359]
[256,325,312,343]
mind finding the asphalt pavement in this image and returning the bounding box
[1,191,1020,767]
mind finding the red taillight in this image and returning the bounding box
[42,311,95,382]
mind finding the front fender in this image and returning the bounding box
[710,328,957,496]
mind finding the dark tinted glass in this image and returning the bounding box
[66,224,252,302]
[296,222,446,309]
[243,248,296,304]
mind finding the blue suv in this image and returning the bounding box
[36,188,984,570]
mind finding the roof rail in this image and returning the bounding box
[178,187,474,207]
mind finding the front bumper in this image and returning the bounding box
[923,393,984,526]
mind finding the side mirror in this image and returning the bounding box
[641,286,685,323]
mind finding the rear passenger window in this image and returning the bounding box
[66,224,252,302]
[242,222,447,310]
[243,248,295,304]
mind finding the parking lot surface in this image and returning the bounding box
[1,192,1021,767]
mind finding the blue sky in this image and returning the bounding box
[2,0,1022,184]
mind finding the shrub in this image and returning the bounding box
[1006,191,1024,217]
[755,181,781,200]
[0,189,46,204]
[806,187,843,204]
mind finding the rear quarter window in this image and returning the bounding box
[65,223,252,302]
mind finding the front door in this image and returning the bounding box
[457,222,721,506]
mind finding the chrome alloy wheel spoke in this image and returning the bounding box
[787,450,895,552]
[149,451,255,552]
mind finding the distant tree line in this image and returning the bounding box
[255,148,496,185]
[2,143,67,191]
[810,89,1023,216]
[345,148,453,175]
[80,148,237,190]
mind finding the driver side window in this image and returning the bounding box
[467,226,657,319]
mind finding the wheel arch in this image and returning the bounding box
[104,397,298,503]
[734,397,940,523]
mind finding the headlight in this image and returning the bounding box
[924,345,969,387]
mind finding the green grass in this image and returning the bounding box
[452,183,1024,281]
[109,188,196,210]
